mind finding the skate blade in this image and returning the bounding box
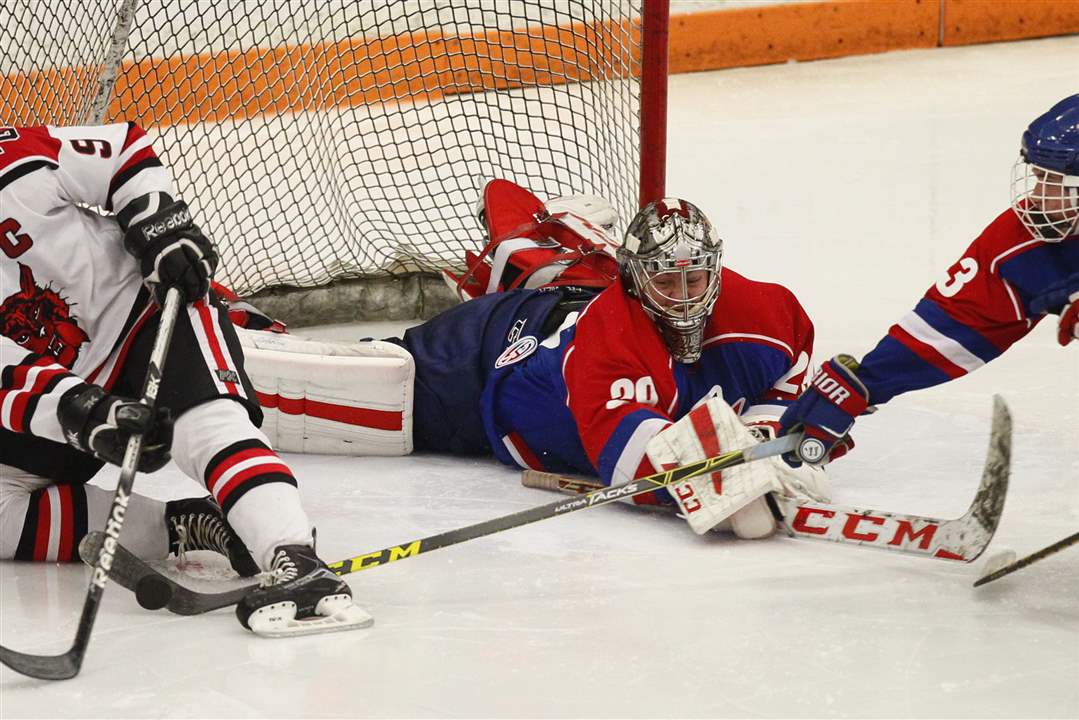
[247,595,374,638]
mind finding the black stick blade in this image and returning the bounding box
[0,646,80,681]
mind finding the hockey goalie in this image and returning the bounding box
[235,179,832,538]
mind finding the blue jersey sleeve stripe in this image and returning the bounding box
[858,335,955,405]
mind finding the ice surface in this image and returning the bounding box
[2,36,1077,718]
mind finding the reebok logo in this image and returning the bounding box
[92,487,131,589]
[141,207,191,241]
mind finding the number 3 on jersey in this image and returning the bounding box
[936,257,978,298]
[606,376,658,410]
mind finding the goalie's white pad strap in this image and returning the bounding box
[545,194,620,231]
[237,329,413,456]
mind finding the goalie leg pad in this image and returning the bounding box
[238,329,414,456]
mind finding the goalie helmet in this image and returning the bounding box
[1010,94,1079,242]
[618,198,723,363]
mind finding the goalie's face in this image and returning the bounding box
[641,269,715,312]
[1011,162,1079,242]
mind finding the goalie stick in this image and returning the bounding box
[0,288,183,681]
[524,395,1012,563]
[974,531,1079,587]
[78,434,799,616]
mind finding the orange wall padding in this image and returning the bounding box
[669,0,938,74]
[941,0,1079,46]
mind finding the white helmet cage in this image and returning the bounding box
[618,198,723,363]
[1010,161,1079,242]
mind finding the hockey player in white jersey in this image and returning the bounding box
[0,123,370,635]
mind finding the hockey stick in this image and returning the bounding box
[0,288,182,681]
[78,434,799,616]
[974,530,1079,587]
[524,395,1012,563]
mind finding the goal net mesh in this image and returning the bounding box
[4,0,648,299]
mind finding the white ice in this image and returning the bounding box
[2,36,1077,718]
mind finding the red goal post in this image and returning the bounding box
[3,0,668,323]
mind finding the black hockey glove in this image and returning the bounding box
[58,384,174,472]
[123,199,218,304]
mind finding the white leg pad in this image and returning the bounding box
[238,329,413,456]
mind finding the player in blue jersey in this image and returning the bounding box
[777,95,1079,466]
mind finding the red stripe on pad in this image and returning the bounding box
[257,391,402,431]
[688,404,724,494]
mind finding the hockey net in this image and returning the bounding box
[2,0,667,321]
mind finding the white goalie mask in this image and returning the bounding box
[618,199,723,363]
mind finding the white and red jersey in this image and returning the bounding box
[486,271,814,486]
[0,123,173,443]
[858,209,1079,403]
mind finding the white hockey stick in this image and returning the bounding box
[524,395,1012,563]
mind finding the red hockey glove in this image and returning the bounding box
[1058,291,1079,346]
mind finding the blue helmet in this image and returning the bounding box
[1020,94,1079,174]
[1011,95,1079,242]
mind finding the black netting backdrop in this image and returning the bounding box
[4,0,645,296]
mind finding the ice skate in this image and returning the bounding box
[236,544,373,637]
[166,496,259,577]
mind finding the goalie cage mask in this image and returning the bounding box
[1010,94,1079,242]
[618,198,723,363]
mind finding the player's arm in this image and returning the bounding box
[0,335,171,471]
[778,237,1033,466]
[49,123,217,303]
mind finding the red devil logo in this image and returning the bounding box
[1,264,89,368]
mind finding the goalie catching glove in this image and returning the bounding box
[121,196,218,304]
[645,397,830,537]
[58,383,173,471]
